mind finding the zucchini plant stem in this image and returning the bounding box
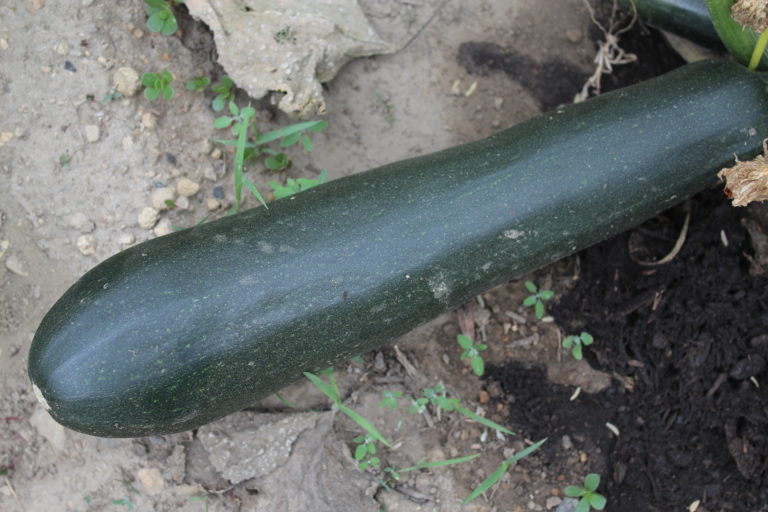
[750,28,768,70]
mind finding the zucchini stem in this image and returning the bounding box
[750,28,768,70]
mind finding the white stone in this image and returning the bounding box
[84,124,100,143]
[5,253,28,276]
[69,212,95,233]
[76,234,97,256]
[175,196,189,210]
[153,218,173,237]
[138,206,159,230]
[118,232,136,246]
[142,112,157,130]
[176,177,200,197]
[137,467,165,496]
[152,187,176,210]
[113,67,140,97]
[55,41,70,55]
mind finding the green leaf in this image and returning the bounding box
[242,177,268,208]
[572,344,583,360]
[590,493,607,510]
[524,280,537,293]
[141,72,159,86]
[506,437,546,464]
[539,290,554,300]
[471,356,484,376]
[162,86,174,100]
[535,300,544,319]
[265,153,290,171]
[475,343,487,352]
[256,120,327,145]
[303,371,340,403]
[400,453,481,472]
[455,405,514,435]
[564,485,585,497]
[462,460,510,504]
[302,134,313,152]
[147,13,166,33]
[228,101,239,116]
[274,392,296,408]
[338,404,392,447]
[523,296,537,306]
[159,13,178,35]
[562,337,574,349]
[354,443,368,461]
[457,334,473,349]
[575,498,590,512]
[212,95,226,112]
[214,116,234,129]
[280,132,302,147]
[584,473,600,492]
[161,70,173,83]
[580,332,594,345]
[310,120,328,132]
[144,87,160,101]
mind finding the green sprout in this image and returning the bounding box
[269,170,327,199]
[463,438,547,505]
[187,76,210,92]
[523,280,554,319]
[563,332,594,361]
[353,434,380,470]
[457,334,487,376]
[211,76,235,112]
[141,71,174,101]
[144,0,182,36]
[379,390,403,410]
[564,473,607,512]
[407,395,429,415]
[274,26,297,44]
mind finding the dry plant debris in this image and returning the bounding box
[718,142,768,206]
[732,0,768,32]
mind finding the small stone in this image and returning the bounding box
[579,451,588,463]
[565,29,583,43]
[545,497,562,510]
[0,240,9,259]
[493,97,504,109]
[152,187,176,211]
[213,185,225,199]
[138,206,159,230]
[137,467,165,495]
[28,0,45,11]
[0,132,14,147]
[69,212,95,233]
[207,198,221,211]
[478,390,490,403]
[142,112,157,130]
[555,498,579,512]
[176,177,200,197]
[84,124,100,143]
[118,232,136,246]
[153,218,173,237]
[122,135,134,151]
[198,138,213,155]
[561,435,573,450]
[5,254,29,276]
[175,196,189,210]
[210,148,222,159]
[55,41,70,55]
[132,28,144,39]
[76,234,97,256]
[0,38,8,51]
[113,67,140,97]
[202,163,217,182]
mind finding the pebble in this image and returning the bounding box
[0,37,8,51]
[55,41,70,56]
[555,498,579,512]
[84,124,100,143]
[5,253,29,276]
[113,66,140,97]
[210,148,222,159]
[151,187,176,210]
[561,435,573,450]
[0,131,14,147]
[153,218,173,237]
[64,61,77,73]
[565,29,583,43]
[176,177,200,197]
[206,198,221,211]
[198,138,213,155]
[69,212,95,233]
[137,467,165,495]
[175,196,189,210]
[142,112,157,130]
[213,185,225,199]
[138,206,159,229]
[546,497,562,510]
[478,390,490,403]
[579,451,588,463]
[0,240,9,259]
[201,163,217,181]
[132,28,144,39]
[118,232,136,246]
[76,234,97,256]
[28,0,45,11]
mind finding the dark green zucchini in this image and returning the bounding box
[29,60,768,437]
[619,0,722,48]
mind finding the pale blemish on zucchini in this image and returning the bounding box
[503,229,524,240]
[33,383,51,411]
[427,272,450,303]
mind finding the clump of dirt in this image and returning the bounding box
[490,188,768,511]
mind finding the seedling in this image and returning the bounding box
[523,280,554,319]
[141,71,174,101]
[463,438,547,504]
[144,0,182,36]
[102,91,124,102]
[59,153,71,169]
[274,26,297,44]
[269,170,327,199]
[407,395,429,415]
[353,434,380,470]
[457,334,487,376]
[565,473,607,512]
[563,332,594,360]
[187,76,210,92]
[211,76,235,112]
[379,390,403,410]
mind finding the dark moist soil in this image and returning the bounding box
[489,189,768,512]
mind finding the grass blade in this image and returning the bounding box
[400,453,481,472]
[256,121,327,145]
[338,404,392,448]
[462,460,510,504]
[506,437,546,464]
[303,371,340,403]
[456,405,514,435]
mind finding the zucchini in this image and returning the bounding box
[619,0,722,48]
[29,60,768,437]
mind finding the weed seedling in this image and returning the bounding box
[144,0,182,36]
[457,334,487,376]
[523,280,554,319]
[353,434,380,470]
[141,71,174,101]
[563,332,594,360]
[211,76,235,112]
[463,438,547,504]
[269,170,327,199]
[274,26,297,44]
[187,76,210,92]
[565,473,607,512]
[379,390,403,410]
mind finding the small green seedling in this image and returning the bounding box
[563,332,594,360]
[353,434,380,470]
[211,76,235,112]
[407,395,429,415]
[141,71,174,101]
[565,473,607,512]
[144,0,182,36]
[463,438,547,504]
[187,76,210,92]
[523,280,554,319]
[457,334,487,376]
[274,25,297,44]
[59,153,71,169]
[379,390,403,410]
[102,91,124,102]
[269,170,327,199]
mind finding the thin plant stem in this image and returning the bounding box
[750,28,768,70]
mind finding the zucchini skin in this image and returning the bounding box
[29,60,768,437]
[619,0,722,48]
